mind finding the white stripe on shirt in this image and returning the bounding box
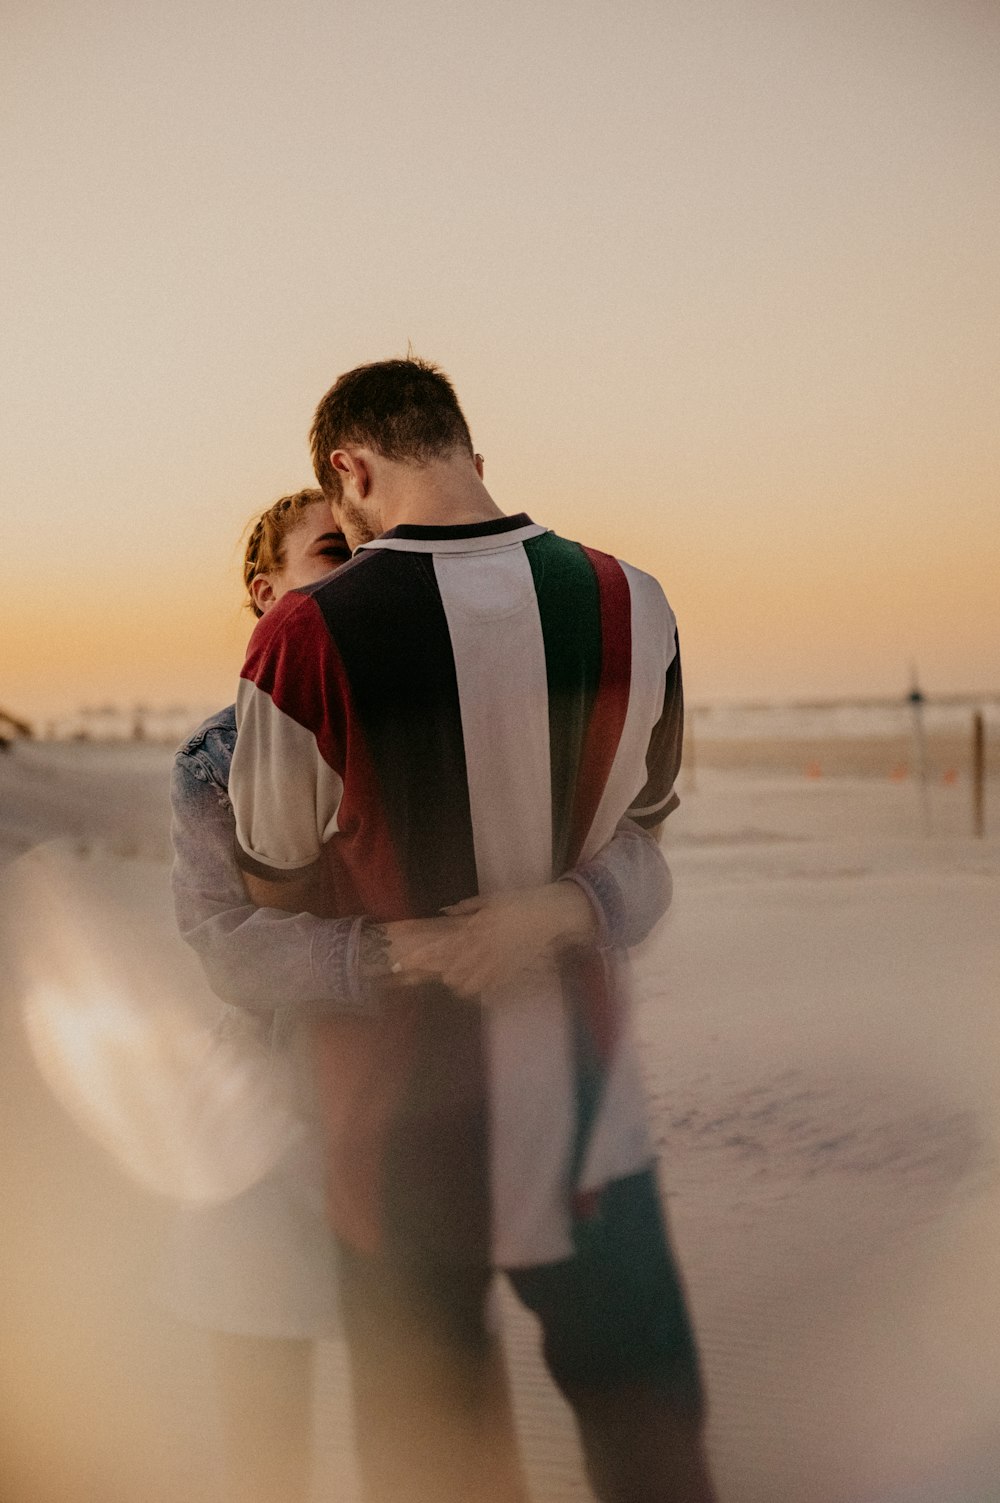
[432,547,576,1265]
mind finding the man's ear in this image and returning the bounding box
[250,574,277,615]
[331,448,370,499]
[474,452,485,478]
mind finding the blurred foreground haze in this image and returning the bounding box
[1,727,999,1500]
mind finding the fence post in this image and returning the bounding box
[908,682,931,836]
[972,710,985,839]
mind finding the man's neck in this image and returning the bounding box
[376,459,504,534]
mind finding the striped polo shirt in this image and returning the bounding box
[230,514,682,1267]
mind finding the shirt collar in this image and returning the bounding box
[355,513,548,555]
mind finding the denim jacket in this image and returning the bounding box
[171,706,673,1028]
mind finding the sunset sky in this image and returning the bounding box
[4,0,999,724]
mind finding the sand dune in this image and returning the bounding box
[1,740,998,1501]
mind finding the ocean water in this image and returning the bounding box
[691,698,1000,741]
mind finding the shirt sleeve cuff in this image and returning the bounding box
[559,866,624,950]
[625,788,680,828]
[233,836,323,882]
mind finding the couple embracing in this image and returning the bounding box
[168,357,716,1503]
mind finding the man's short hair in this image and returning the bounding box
[310,358,474,499]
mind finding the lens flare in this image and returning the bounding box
[9,843,303,1203]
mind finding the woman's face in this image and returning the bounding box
[252,504,351,615]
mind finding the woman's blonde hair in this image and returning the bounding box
[242,488,328,617]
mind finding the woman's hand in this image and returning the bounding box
[386,883,598,1001]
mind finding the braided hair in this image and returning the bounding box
[242,488,328,617]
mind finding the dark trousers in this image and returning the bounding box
[336,1168,716,1503]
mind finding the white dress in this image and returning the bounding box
[157,1012,342,1337]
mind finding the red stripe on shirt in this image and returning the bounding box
[564,551,631,1066]
[566,549,632,867]
[240,591,346,776]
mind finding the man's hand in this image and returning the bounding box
[241,871,600,1005]
[386,883,598,1001]
[358,917,466,988]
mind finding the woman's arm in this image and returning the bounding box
[389,817,673,999]
[560,816,673,950]
[170,756,372,1018]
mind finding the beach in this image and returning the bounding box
[1,730,998,1502]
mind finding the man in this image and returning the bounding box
[229,358,715,1503]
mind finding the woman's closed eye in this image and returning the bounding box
[312,534,352,563]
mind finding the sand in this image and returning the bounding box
[1,737,999,1502]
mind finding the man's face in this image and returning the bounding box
[326,445,383,549]
[332,493,378,551]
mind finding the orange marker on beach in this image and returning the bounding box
[890,764,909,781]
[943,767,958,786]
[805,761,822,779]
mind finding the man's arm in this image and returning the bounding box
[229,591,346,889]
[241,867,325,916]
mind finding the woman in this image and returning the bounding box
[165,486,675,1503]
